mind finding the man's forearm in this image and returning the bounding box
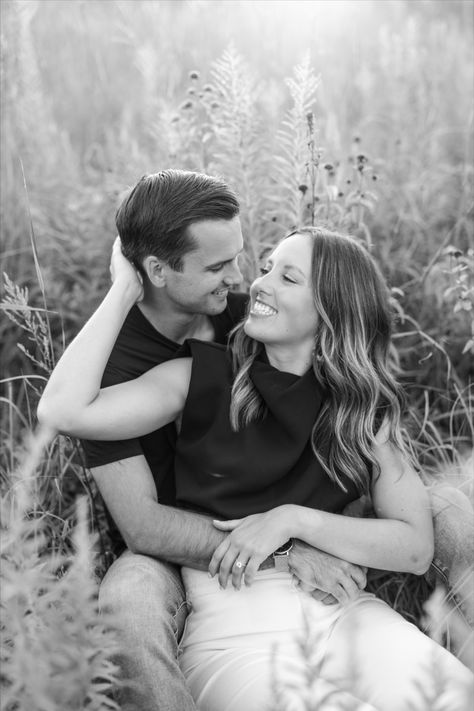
[125,499,227,569]
[91,457,226,569]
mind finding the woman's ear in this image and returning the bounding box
[142,255,167,287]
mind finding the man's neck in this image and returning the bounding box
[138,297,215,345]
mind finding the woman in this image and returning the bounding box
[38,228,472,710]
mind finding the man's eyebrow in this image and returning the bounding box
[205,249,243,270]
[204,258,229,269]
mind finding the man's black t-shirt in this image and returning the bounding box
[81,292,248,551]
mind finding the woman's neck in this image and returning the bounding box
[264,345,313,376]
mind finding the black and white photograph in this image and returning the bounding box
[1,1,473,709]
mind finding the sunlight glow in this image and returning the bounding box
[269,0,358,28]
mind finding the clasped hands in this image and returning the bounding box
[209,505,367,605]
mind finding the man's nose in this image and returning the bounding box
[223,259,243,286]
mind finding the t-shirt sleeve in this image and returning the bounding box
[80,364,144,468]
[81,435,143,469]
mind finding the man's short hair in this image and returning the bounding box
[116,169,240,272]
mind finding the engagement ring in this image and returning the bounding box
[235,561,244,569]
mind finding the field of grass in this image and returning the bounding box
[1,0,473,708]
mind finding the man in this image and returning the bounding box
[83,169,473,710]
[82,169,366,711]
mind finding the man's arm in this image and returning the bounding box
[93,454,369,605]
[91,455,226,569]
[289,540,367,604]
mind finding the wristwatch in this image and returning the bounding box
[272,539,294,571]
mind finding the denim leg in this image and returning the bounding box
[428,484,474,625]
[99,550,196,711]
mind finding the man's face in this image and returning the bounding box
[163,217,244,315]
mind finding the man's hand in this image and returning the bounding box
[288,540,367,605]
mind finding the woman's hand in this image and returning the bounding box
[209,506,293,590]
[110,236,144,302]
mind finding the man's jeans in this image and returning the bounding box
[99,484,473,711]
[99,551,196,711]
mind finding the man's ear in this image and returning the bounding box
[142,255,167,287]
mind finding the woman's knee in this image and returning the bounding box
[324,599,473,710]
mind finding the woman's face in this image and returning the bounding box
[244,233,318,353]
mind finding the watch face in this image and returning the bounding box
[274,539,293,556]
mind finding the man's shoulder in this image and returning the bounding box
[106,305,178,381]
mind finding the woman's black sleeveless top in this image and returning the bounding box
[174,340,360,519]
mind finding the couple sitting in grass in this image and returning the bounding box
[39,170,473,710]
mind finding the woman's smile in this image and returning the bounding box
[249,299,278,317]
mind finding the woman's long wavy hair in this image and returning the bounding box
[229,227,410,495]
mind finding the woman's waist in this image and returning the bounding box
[180,568,346,649]
[182,566,294,592]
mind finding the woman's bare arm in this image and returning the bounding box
[37,241,190,440]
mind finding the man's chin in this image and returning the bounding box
[189,296,228,317]
[208,292,229,310]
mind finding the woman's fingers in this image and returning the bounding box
[208,539,230,578]
[218,547,241,589]
[243,558,260,587]
[212,519,242,531]
[109,236,144,301]
[231,556,250,590]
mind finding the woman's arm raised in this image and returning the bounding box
[211,421,434,588]
[37,239,191,440]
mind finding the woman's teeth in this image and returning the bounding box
[252,301,277,316]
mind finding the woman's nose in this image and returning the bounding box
[252,273,271,295]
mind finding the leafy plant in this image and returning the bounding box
[1,430,120,711]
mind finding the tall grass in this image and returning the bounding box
[1,0,473,705]
[1,426,120,710]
